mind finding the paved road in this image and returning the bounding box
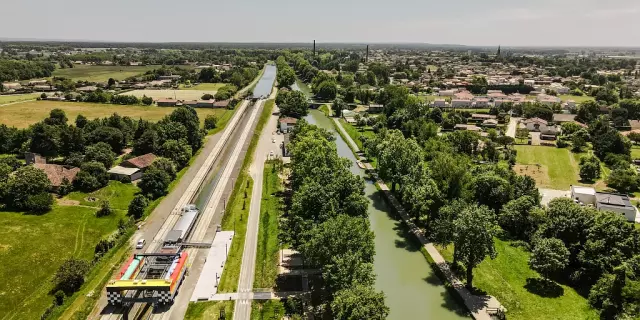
[234,99,281,320]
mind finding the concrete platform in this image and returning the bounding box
[190,231,234,301]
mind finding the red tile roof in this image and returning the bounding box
[33,164,80,187]
[279,117,298,124]
[122,153,157,169]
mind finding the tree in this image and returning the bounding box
[107,78,116,88]
[44,108,68,126]
[576,101,601,124]
[606,168,639,193]
[53,258,89,295]
[75,114,88,128]
[59,125,85,157]
[128,194,149,219]
[159,139,192,169]
[469,174,512,212]
[169,107,204,151]
[150,157,177,180]
[201,93,213,100]
[139,168,171,199]
[316,80,338,100]
[377,130,422,191]
[133,129,158,155]
[276,66,296,88]
[204,114,218,130]
[96,200,113,217]
[516,127,530,142]
[453,204,498,289]
[3,166,52,212]
[579,155,601,182]
[331,285,389,320]
[529,237,569,280]
[499,196,543,241]
[88,126,124,153]
[25,192,54,213]
[278,90,308,118]
[29,122,60,158]
[85,142,116,168]
[141,95,153,105]
[74,161,109,192]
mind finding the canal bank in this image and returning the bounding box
[303,110,468,319]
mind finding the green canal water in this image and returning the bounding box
[304,110,468,319]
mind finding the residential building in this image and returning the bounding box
[451,99,472,108]
[523,117,550,132]
[571,186,597,205]
[454,124,482,132]
[213,100,231,108]
[473,98,490,108]
[121,153,157,171]
[552,114,577,123]
[279,117,298,132]
[33,163,80,190]
[108,166,142,181]
[573,186,638,222]
[471,114,497,121]
[432,99,447,108]
[368,104,384,114]
[482,119,499,128]
[157,99,178,107]
[196,100,216,108]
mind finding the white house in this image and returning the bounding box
[571,186,597,205]
[571,186,637,222]
[439,90,456,97]
[523,117,550,132]
[473,98,490,108]
[279,117,298,133]
[432,99,447,108]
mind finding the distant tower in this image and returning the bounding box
[366,45,369,63]
[313,40,316,57]
[497,45,501,56]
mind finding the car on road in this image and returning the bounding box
[272,138,276,143]
[136,239,146,249]
[269,151,274,157]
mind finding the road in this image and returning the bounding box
[234,97,281,319]
[506,117,521,138]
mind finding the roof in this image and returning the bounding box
[280,117,298,124]
[108,166,140,176]
[122,153,156,169]
[213,100,230,108]
[483,119,499,124]
[33,164,80,187]
[552,113,577,122]
[157,98,178,103]
[595,192,633,208]
[572,185,596,195]
[524,117,548,125]
[472,114,496,119]
[454,124,482,131]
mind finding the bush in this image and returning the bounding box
[128,194,149,219]
[96,200,113,217]
[141,95,153,105]
[53,258,89,295]
[25,192,54,213]
[139,168,171,199]
[54,290,65,306]
[204,114,218,130]
[556,138,569,148]
[201,93,214,100]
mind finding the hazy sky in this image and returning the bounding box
[2,0,640,46]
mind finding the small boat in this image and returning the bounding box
[356,160,365,169]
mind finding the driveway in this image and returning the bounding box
[530,132,541,146]
[539,188,570,206]
[506,117,521,138]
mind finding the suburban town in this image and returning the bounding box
[2,2,640,320]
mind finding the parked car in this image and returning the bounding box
[136,239,146,249]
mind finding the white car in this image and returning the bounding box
[136,239,145,249]
[269,151,274,157]
[272,138,276,143]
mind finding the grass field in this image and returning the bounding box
[51,65,161,82]
[337,119,378,167]
[65,181,139,211]
[251,300,286,319]
[184,301,234,320]
[440,238,598,320]
[179,83,226,91]
[124,89,218,101]
[253,161,282,289]
[0,204,126,319]
[0,93,40,105]
[513,145,582,190]
[217,99,275,292]
[559,95,595,103]
[632,145,640,160]
[0,100,227,128]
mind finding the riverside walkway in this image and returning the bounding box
[333,118,505,320]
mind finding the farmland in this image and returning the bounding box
[0,186,134,319]
[51,65,161,82]
[124,89,218,101]
[0,93,40,105]
[0,100,229,128]
[179,83,226,91]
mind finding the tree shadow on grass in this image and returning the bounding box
[524,277,564,298]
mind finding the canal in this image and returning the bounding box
[304,109,468,320]
[252,64,277,98]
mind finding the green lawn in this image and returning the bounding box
[251,300,286,319]
[631,146,640,160]
[218,99,275,292]
[51,64,162,82]
[514,145,582,190]
[0,93,40,104]
[179,83,226,91]
[184,301,234,320]
[559,95,595,103]
[253,161,283,289]
[0,205,125,320]
[440,238,598,320]
[337,119,378,167]
[65,181,139,211]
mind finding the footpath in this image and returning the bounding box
[333,118,504,320]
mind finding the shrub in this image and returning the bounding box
[556,138,569,148]
[96,200,113,217]
[53,258,89,295]
[25,192,54,213]
[201,93,214,100]
[139,168,171,199]
[141,95,153,105]
[204,114,218,130]
[128,194,149,219]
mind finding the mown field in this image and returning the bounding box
[0,100,228,128]
[51,65,161,82]
[179,83,226,91]
[0,182,137,320]
[440,238,598,320]
[184,301,234,320]
[0,93,40,105]
[513,145,582,190]
[124,89,218,101]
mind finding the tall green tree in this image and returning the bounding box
[331,284,389,320]
[529,237,570,280]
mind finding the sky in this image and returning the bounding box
[2,0,640,47]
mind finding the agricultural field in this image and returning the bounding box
[0,186,134,319]
[51,65,161,82]
[0,100,227,128]
[513,145,583,190]
[559,95,595,103]
[440,239,598,320]
[124,89,218,101]
[179,83,226,91]
[0,93,40,105]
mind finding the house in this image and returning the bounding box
[438,89,456,96]
[33,163,80,189]
[368,104,384,114]
[451,99,472,108]
[157,99,179,107]
[454,124,482,132]
[1,82,22,90]
[108,166,142,182]
[158,75,182,81]
[432,99,446,108]
[523,117,550,132]
[213,100,231,108]
[196,100,216,108]
[482,119,499,128]
[537,94,561,106]
[540,126,560,140]
[471,114,497,121]
[77,86,98,92]
[279,117,298,133]
[473,98,490,108]
[33,85,55,91]
[29,79,48,86]
[571,186,597,205]
[121,153,157,171]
